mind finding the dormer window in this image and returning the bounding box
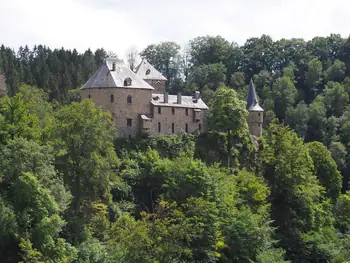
[124,77,132,86]
[146,69,151,75]
[112,63,116,71]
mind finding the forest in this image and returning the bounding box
[1,33,350,262]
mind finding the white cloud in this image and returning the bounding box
[0,0,349,58]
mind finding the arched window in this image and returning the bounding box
[110,94,114,103]
[127,95,132,104]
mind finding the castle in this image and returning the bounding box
[80,57,263,138]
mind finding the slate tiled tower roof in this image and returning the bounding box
[81,58,154,90]
[246,79,263,112]
[134,59,167,81]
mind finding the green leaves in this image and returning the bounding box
[307,141,342,200]
[0,94,41,144]
[53,100,119,212]
[209,86,248,135]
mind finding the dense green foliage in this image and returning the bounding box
[1,33,350,262]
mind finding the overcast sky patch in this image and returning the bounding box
[0,0,349,59]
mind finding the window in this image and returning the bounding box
[158,122,161,132]
[185,108,188,116]
[112,63,116,71]
[146,69,151,75]
[124,77,132,86]
[199,123,202,131]
[88,94,91,99]
[127,118,132,126]
[172,108,175,115]
[127,95,132,104]
[185,123,188,133]
[128,135,132,140]
[110,94,114,103]
[258,113,261,116]
[158,107,161,114]
[172,123,175,133]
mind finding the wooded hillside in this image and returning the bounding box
[1,34,350,262]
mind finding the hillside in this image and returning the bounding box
[1,34,350,262]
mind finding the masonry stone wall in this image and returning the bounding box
[247,111,263,137]
[148,105,207,135]
[81,87,152,137]
[144,79,166,94]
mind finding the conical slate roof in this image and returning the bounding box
[246,79,263,112]
[134,59,167,81]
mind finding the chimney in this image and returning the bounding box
[164,92,169,103]
[177,92,182,104]
[194,91,200,100]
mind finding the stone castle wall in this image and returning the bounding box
[148,105,206,135]
[247,111,263,137]
[144,79,166,94]
[81,87,152,137]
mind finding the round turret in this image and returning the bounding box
[246,79,264,137]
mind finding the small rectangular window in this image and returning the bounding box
[172,123,175,133]
[185,108,188,116]
[185,123,188,133]
[127,118,132,126]
[158,122,161,132]
[88,94,91,99]
[172,108,175,115]
[158,107,161,114]
[199,123,202,131]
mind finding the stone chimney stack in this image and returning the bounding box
[177,92,182,104]
[164,92,169,103]
[194,91,200,100]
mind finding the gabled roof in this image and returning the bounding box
[81,58,154,90]
[246,79,263,112]
[151,93,209,110]
[134,59,167,81]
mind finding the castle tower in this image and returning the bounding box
[134,59,167,94]
[246,79,263,137]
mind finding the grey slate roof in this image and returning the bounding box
[81,58,154,90]
[246,79,263,112]
[151,93,209,110]
[134,59,167,81]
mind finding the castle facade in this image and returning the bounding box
[80,58,263,138]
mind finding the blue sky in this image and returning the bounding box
[1,0,349,60]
